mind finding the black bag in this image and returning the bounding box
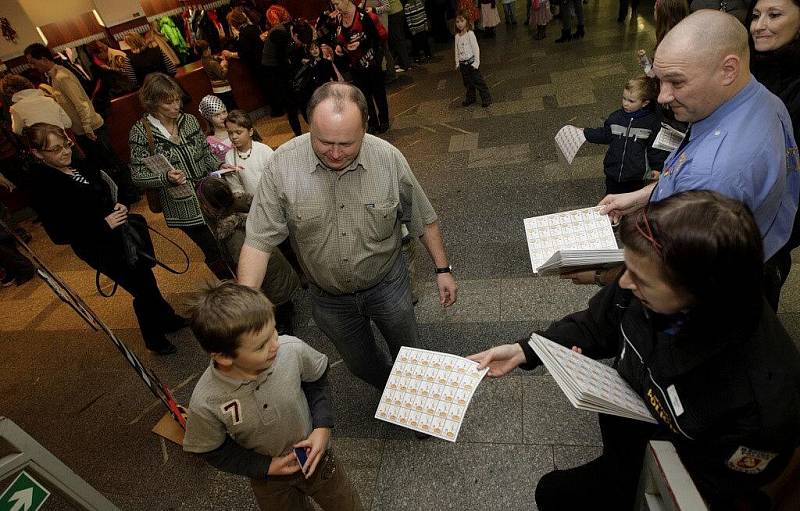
[96,213,190,297]
[291,63,313,95]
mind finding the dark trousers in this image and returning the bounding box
[604,176,646,195]
[75,245,177,350]
[459,63,491,104]
[286,91,308,137]
[411,31,432,58]
[77,125,139,204]
[561,0,585,30]
[308,254,419,390]
[352,66,390,129]
[536,414,654,510]
[0,229,34,280]
[177,224,233,280]
[618,0,640,19]
[388,11,412,69]
[764,247,792,311]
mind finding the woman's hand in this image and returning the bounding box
[467,343,526,378]
[105,206,128,229]
[167,168,187,185]
[559,270,598,285]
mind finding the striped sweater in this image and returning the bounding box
[129,113,220,227]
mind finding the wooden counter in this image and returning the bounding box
[107,58,267,163]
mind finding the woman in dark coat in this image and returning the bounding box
[25,123,184,355]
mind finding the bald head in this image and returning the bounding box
[653,10,752,122]
[658,10,750,69]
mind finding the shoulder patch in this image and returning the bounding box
[220,399,243,425]
[727,446,778,474]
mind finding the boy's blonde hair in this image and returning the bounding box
[189,281,274,357]
[624,75,659,103]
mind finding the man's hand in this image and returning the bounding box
[293,427,331,478]
[559,269,598,285]
[267,452,302,476]
[436,273,458,307]
[467,343,526,378]
[597,185,652,224]
[167,168,187,185]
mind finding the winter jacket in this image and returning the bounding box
[584,107,668,183]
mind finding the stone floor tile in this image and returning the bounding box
[522,375,603,446]
[500,276,598,323]
[372,440,552,511]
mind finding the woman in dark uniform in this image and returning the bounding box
[469,190,800,510]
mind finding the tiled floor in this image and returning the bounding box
[3,2,799,509]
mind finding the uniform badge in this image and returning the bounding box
[726,446,778,474]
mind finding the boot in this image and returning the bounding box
[574,25,585,39]
[555,29,572,43]
[534,25,546,40]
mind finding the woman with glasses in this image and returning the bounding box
[469,190,800,510]
[24,122,185,355]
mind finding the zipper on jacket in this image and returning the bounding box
[620,325,695,440]
[619,118,633,182]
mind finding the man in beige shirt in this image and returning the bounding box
[25,43,139,204]
[239,82,457,390]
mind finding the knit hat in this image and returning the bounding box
[198,94,226,120]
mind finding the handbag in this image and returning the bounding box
[96,213,190,297]
[291,63,313,95]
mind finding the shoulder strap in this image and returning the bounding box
[141,115,156,156]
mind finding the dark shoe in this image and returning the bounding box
[534,26,546,40]
[574,25,585,39]
[524,19,530,25]
[462,98,476,107]
[512,20,518,25]
[14,228,32,243]
[14,272,35,286]
[163,315,189,334]
[481,101,491,108]
[376,123,390,134]
[148,340,177,355]
[617,16,625,22]
[275,301,295,336]
[555,29,572,43]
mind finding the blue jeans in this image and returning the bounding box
[309,254,419,390]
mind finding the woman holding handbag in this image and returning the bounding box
[129,73,235,280]
[24,123,184,355]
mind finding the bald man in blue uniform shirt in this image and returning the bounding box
[600,10,799,305]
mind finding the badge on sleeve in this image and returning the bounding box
[726,446,778,474]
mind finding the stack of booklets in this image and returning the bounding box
[523,207,621,274]
[536,249,625,276]
[528,333,657,424]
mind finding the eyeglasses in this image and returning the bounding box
[40,140,75,153]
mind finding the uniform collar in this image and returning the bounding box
[689,75,758,141]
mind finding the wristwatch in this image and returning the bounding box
[435,265,453,274]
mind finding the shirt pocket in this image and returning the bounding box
[259,403,280,427]
[290,205,325,244]
[364,201,398,242]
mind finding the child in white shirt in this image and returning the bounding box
[454,11,492,107]
[223,109,273,196]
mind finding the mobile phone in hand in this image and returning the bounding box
[294,447,308,473]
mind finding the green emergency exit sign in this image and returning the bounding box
[0,471,50,511]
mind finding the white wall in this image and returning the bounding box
[92,0,145,27]
[0,1,43,61]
